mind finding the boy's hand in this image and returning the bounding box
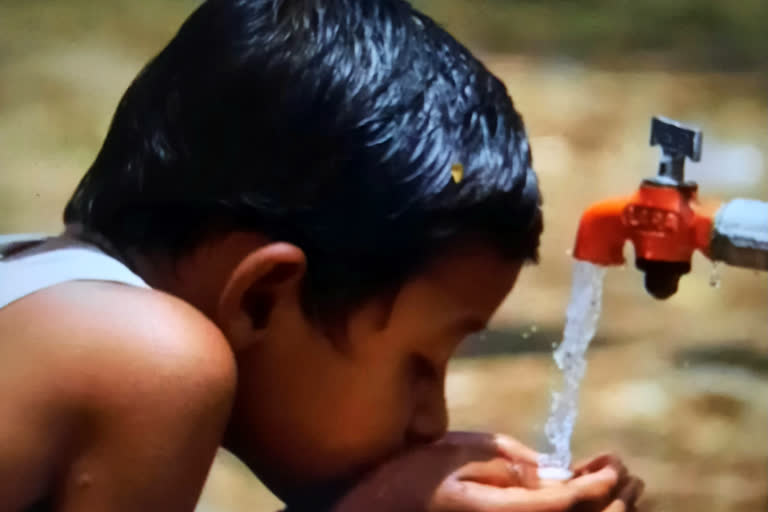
[332,432,642,512]
[567,454,645,512]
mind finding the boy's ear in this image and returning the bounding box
[216,242,306,351]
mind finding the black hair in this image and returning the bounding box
[64,0,543,318]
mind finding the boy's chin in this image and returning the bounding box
[265,455,390,511]
[254,445,398,509]
[273,475,359,512]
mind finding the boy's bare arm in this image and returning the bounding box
[0,282,236,511]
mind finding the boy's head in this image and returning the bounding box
[64,0,542,504]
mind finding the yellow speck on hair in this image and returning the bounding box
[451,163,464,183]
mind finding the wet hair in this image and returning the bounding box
[64,0,543,318]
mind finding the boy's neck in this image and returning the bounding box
[124,232,272,329]
[64,226,272,341]
[61,224,233,323]
[128,246,223,321]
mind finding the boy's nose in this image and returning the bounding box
[405,395,448,446]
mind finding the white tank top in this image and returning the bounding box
[0,233,150,309]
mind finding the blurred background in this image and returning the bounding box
[1,1,766,511]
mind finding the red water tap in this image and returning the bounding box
[573,117,721,299]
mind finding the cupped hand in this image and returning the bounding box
[331,432,633,512]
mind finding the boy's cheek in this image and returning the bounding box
[301,379,406,451]
[244,374,407,482]
[255,409,403,497]
[233,338,412,483]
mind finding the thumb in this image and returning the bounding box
[494,434,540,465]
[437,432,539,464]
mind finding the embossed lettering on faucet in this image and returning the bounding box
[623,205,680,234]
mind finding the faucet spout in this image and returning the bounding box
[572,197,628,266]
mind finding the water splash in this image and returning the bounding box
[538,260,607,476]
[709,262,722,288]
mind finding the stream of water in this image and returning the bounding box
[538,260,607,478]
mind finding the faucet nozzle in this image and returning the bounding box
[572,116,716,299]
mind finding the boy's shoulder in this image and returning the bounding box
[0,281,237,508]
[0,279,236,421]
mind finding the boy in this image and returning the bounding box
[0,0,643,510]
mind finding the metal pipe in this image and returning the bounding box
[710,198,768,271]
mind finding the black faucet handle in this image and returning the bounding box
[650,116,702,161]
[649,116,703,184]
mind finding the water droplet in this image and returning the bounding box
[522,331,530,339]
[531,325,539,333]
[565,248,573,257]
[709,262,722,288]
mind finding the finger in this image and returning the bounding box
[572,453,619,473]
[616,477,644,507]
[442,466,619,512]
[563,466,620,503]
[440,480,572,512]
[456,458,539,488]
[598,476,645,512]
[601,499,627,512]
[572,453,627,483]
[572,452,611,474]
